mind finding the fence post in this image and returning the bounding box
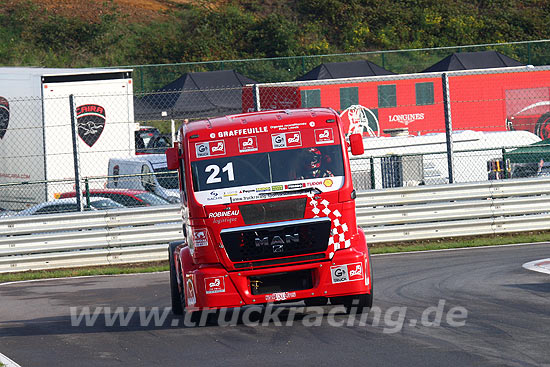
[253,84,261,112]
[442,73,454,183]
[69,94,83,211]
[370,157,376,189]
[84,178,91,208]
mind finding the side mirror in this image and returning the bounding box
[349,133,364,156]
[166,143,180,170]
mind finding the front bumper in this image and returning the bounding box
[185,246,371,310]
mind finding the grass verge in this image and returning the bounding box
[369,231,550,254]
[1,231,549,283]
[0,262,169,284]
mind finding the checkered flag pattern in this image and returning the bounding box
[307,193,351,259]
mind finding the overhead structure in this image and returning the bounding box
[296,60,394,81]
[422,50,524,72]
[134,70,257,121]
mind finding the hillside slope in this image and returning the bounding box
[1,0,549,71]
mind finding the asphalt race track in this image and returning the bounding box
[1,243,549,367]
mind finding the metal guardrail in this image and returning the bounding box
[0,206,183,273]
[1,177,550,273]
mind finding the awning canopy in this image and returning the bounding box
[134,70,257,121]
[296,60,394,81]
[422,51,524,72]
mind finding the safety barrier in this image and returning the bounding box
[1,177,550,273]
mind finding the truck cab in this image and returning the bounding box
[166,108,371,315]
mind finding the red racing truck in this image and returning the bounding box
[165,108,372,317]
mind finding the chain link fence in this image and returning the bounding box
[129,40,550,92]
[2,43,550,216]
[244,65,550,190]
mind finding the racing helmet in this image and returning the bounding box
[306,148,322,169]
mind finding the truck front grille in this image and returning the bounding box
[220,218,331,262]
[239,198,306,225]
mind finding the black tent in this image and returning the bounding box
[296,60,394,81]
[134,70,257,121]
[422,51,524,72]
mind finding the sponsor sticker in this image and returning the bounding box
[330,262,364,284]
[238,136,258,152]
[193,228,208,247]
[285,183,305,190]
[272,185,284,191]
[195,142,210,158]
[265,291,296,302]
[217,126,268,138]
[208,210,240,218]
[195,140,226,158]
[323,179,333,187]
[205,276,225,294]
[286,132,302,147]
[272,133,287,149]
[209,140,226,155]
[255,187,271,193]
[315,128,334,144]
[207,191,221,202]
[186,278,196,306]
[271,131,302,149]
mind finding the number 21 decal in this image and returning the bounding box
[205,162,235,184]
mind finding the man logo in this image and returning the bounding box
[0,97,9,140]
[76,104,106,147]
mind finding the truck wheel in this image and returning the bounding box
[535,113,550,140]
[343,292,373,314]
[169,242,184,315]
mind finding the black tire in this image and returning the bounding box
[169,241,184,315]
[343,292,372,314]
[535,112,550,140]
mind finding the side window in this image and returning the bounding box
[340,87,359,111]
[301,89,321,108]
[416,82,434,106]
[378,84,396,108]
[141,164,156,192]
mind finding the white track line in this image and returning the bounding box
[0,353,22,367]
[372,241,550,257]
[522,258,550,275]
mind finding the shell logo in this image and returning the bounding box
[323,179,333,187]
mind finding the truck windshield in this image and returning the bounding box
[191,145,344,192]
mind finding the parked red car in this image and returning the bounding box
[57,189,170,207]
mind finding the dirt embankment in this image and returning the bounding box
[18,0,225,22]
